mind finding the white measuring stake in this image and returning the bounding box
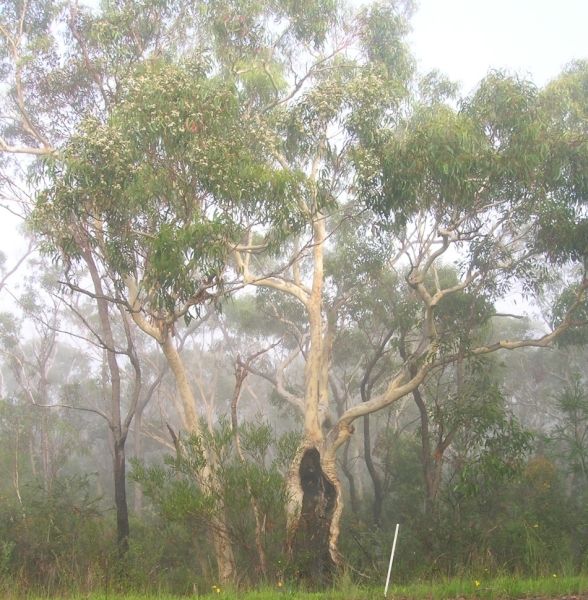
[384,523,400,597]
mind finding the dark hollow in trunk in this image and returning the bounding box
[291,448,336,586]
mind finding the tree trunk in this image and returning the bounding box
[363,413,383,525]
[411,382,436,513]
[41,413,52,492]
[341,439,359,515]
[210,512,237,583]
[287,443,340,586]
[399,340,442,516]
[113,438,130,554]
[133,409,144,514]
[284,208,345,587]
[360,330,395,526]
[239,202,351,587]
[85,250,130,556]
[133,363,166,515]
[160,332,237,584]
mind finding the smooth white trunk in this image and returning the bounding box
[160,333,237,584]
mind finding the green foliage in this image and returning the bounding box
[203,0,338,66]
[536,61,588,264]
[132,433,213,526]
[453,415,533,499]
[355,63,587,303]
[33,59,305,315]
[130,420,292,585]
[552,375,588,483]
[357,103,488,225]
[553,283,588,346]
[338,358,542,580]
[0,474,107,593]
[430,270,495,351]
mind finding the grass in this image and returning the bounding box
[5,574,588,599]
[390,574,588,599]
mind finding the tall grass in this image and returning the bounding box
[5,574,588,600]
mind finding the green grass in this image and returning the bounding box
[5,574,588,599]
[390,574,588,599]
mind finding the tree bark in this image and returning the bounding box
[363,413,383,524]
[113,438,130,554]
[283,208,344,586]
[160,331,237,584]
[360,329,394,525]
[133,408,144,514]
[132,360,167,514]
[287,444,339,586]
[41,413,52,492]
[341,439,359,515]
[399,338,441,515]
[85,251,130,555]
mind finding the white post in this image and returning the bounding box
[384,523,400,597]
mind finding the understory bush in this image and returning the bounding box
[1,421,587,595]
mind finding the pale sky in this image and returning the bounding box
[409,0,588,94]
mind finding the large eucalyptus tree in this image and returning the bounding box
[2,0,587,586]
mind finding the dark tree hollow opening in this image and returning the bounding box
[291,447,337,586]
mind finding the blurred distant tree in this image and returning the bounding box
[553,375,588,485]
